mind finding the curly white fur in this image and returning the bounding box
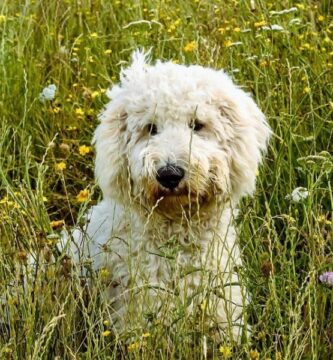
[70,51,271,342]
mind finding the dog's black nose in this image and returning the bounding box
[156,165,185,189]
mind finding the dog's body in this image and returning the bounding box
[70,52,271,341]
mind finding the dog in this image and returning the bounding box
[70,51,271,342]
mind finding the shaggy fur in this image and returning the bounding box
[70,51,271,341]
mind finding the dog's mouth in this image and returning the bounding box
[154,185,208,204]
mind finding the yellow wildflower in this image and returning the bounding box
[318,215,326,223]
[224,39,233,47]
[3,346,12,354]
[142,332,151,338]
[52,106,61,114]
[75,108,84,118]
[104,49,112,55]
[55,162,66,171]
[91,90,100,99]
[100,267,110,278]
[103,320,110,326]
[0,15,6,23]
[46,234,60,246]
[102,330,111,337]
[90,32,98,38]
[260,60,268,67]
[50,219,65,230]
[219,345,232,358]
[318,215,332,225]
[76,189,90,202]
[200,299,207,311]
[184,41,197,52]
[254,20,267,28]
[249,349,260,359]
[0,196,9,204]
[300,43,312,51]
[79,145,92,155]
[128,342,141,351]
[318,15,325,22]
[234,27,241,32]
[303,86,311,94]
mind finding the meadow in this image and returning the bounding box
[0,0,332,358]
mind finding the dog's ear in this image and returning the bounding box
[218,87,271,201]
[94,50,152,201]
[93,101,129,200]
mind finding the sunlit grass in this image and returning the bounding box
[0,0,332,358]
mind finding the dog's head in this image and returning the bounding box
[94,51,271,216]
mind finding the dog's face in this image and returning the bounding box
[94,52,271,215]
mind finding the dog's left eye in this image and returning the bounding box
[190,119,204,132]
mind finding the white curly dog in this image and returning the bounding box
[71,51,271,342]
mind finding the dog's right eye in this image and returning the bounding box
[146,123,158,136]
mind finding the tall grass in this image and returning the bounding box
[0,0,332,358]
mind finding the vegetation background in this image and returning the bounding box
[0,0,332,358]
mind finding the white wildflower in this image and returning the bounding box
[59,46,69,55]
[270,7,297,16]
[261,25,285,31]
[319,272,333,286]
[39,84,57,102]
[230,41,243,46]
[246,55,258,61]
[285,187,309,202]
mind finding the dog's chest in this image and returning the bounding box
[106,216,236,289]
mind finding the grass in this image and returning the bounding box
[0,0,332,358]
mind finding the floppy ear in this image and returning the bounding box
[218,87,271,201]
[94,50,152,200]
[93,96,129,200]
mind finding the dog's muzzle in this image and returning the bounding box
[156,165,185,190]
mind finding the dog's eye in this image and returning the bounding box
[146,123,158,136]
[190,119,204,132]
